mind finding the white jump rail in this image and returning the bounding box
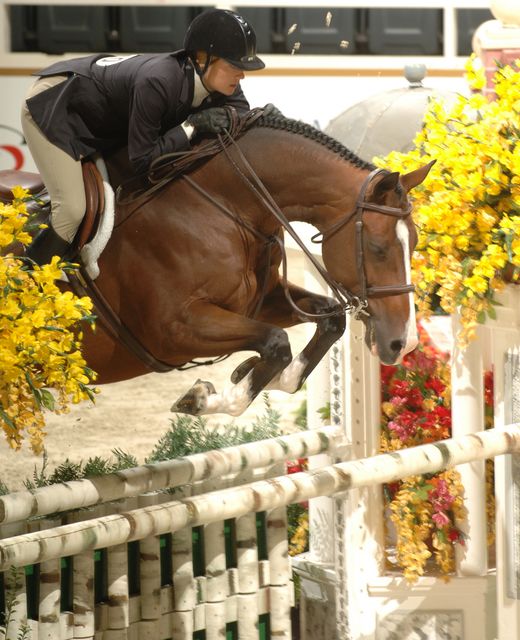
[1,426,518,570]
[0,425,343,525]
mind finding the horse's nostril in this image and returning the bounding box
[390,339,404,355]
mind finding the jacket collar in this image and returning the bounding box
[192,71,209,108]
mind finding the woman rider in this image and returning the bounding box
[21,9,270,265]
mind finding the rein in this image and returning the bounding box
[114,108,264,214]
[217,132,366,320]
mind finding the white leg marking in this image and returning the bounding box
[396,219,418,356]
[266,355,307,393]
[203,373,255,416]
[203,355,308,415]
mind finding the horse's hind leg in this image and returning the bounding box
[170,303,293,416]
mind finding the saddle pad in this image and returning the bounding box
[80,156,114,279]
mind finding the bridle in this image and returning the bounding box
[311,167,415,305]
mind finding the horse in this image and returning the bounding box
[5,111,434,416]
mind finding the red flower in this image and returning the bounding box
[286,458,308,474]
[425,377,446,395]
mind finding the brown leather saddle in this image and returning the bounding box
[0,159,106,251]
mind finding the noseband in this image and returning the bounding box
[312,168,415,307]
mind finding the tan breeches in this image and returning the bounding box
[21,75,86,243]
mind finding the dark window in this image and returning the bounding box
[366,9,443,55]
[457,9,493,56]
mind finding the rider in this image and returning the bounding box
[21,8,267,265]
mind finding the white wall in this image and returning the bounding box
[0,75,35,170]
[242,73,468,131]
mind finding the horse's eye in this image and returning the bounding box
[368,241,387,260]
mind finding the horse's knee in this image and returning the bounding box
[313,300,346,337]
[261,328,292,366]
[322,308,346,336]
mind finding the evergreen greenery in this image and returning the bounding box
[22,448,139,490]
[146,394,282,462]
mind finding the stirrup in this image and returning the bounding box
[25,225,72,266]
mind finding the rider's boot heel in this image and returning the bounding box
[25,224,71,266]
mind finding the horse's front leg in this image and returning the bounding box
[170,302,294,416]
[233,282,346,394]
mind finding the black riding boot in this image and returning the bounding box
[25,225,71,266]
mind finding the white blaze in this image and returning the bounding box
[396,219,418,356]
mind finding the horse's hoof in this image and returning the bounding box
[230,356,260,384]
[170,378,216,415]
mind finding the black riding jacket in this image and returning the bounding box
[26,52,250,174]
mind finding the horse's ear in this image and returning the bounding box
[400,159,436,193]
[372,171,400,200]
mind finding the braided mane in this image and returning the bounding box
[255,113,376,171]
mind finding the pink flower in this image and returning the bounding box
[432,511,450,527]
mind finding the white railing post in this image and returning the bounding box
[450,313,488,576]
[291,248,339,640]
[334,315,383,640]
[303,252,336,565]
[488,285,520,640]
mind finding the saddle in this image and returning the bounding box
[0,159,106,252]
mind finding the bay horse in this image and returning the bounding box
[8,111,434,416]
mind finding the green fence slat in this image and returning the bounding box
[61,556,73,612]
[224,519,237,569]
[25,563,39,620]
[94,548,108,603]
[160,533,173,586]
[127,540,140,596]
[259,613,270,640]
[226,620,238,640]
[192,526,205,577]
[256,512,268,561]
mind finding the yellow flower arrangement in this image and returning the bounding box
[377,55,520,344]
[0,188,97,453]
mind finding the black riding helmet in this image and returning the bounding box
[184,9,265,72]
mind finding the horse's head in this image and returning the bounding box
[321,161,435,365]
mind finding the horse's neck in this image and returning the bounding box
[247,150,364,230]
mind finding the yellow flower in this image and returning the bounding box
[0,193,98,453]
[375,57,520,343]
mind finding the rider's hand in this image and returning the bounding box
[188,108,230,134]
[263,103,283,118]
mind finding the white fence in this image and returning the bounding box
[0,428,340,639]
[1,421,518,639]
